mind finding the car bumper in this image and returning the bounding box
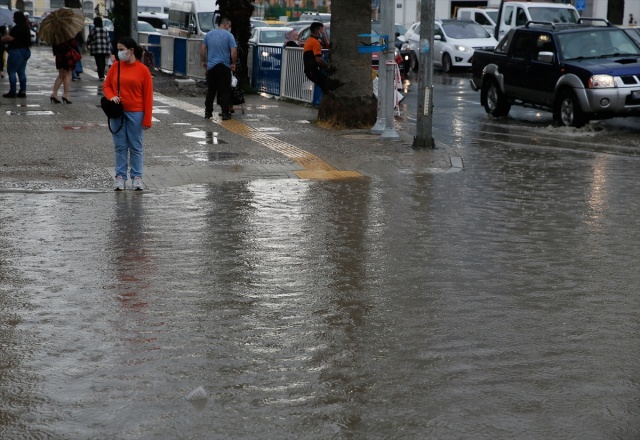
[583,87,640,115]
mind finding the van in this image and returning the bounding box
[455,8,498,35]
[298,12,330,23]
[168,0,218,37]
[138,12,169,33]
[495,1,579,40]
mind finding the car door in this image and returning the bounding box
[528,32,560,106]
[502,30,533,100]
[498,5,515,40]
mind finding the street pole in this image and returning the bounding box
[412,0,435,149]
[371,0,399,139]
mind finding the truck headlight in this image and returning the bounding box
[454,45,471,53]
[588,75,615,88]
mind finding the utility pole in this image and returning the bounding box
[412,0,435,149]
[371,0,399,140]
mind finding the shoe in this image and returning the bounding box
[204,112,212,119]
[72,78,77,82]
[99,77,104,81]
[16,92,26,98]
[50,96,61,104]
[132,176,143,191]
[221,113,231,121]
[3,92,16,98]
[114,176,125,191]
[62,97,72,104]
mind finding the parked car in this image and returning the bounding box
[470,19,640,127]
[372,20,410,74]
[250,26,294,46]
[138,12,169,33]
[137,20,161,36]
[250,18,269,29]
[405,19,497,72]
[456,7,499,35]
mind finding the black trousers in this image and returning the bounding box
[94,54,106,79]
[306,69,327,93]
[205,63,232,115]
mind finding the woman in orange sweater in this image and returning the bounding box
[103,37,153,191]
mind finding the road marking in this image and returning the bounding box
[154,93,364,180]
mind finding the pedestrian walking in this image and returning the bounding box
[303,22,328,93]
[86,17,111,81]
[72,31,84,81]
[50,37,81,104]
[200,16,237,120]
[0,11,32,98]
[103,37,153,191]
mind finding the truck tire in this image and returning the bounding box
[554,90,586,128]
[442,53,452,73]
[482,78,510,117]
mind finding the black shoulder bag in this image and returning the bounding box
[100,61,124,134]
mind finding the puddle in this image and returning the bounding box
[6,111,55,116]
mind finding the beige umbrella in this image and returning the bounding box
[38,8,84,45]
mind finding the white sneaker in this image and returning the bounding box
[132,176,143,191]
[114,176,125,191]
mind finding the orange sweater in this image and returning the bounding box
[103,61,154,128]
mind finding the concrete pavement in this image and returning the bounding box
[0,46,461,192]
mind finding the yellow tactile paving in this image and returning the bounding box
[221,119,363,180]
[154,94,364,180]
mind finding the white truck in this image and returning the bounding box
[456,8,499,35]
[494,1,580,40]
[168,0,218,38]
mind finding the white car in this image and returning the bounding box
[404,19,497,72]
[137,20,161,36]
[249,26,293,46]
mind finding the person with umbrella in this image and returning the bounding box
[50,36,80,103]
[0,11,31,98]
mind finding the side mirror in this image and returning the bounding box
[434,35,442,41]
[538,51,554,63]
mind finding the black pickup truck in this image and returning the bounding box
[470,19,640,127]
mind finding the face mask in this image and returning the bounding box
[117,50,129,61]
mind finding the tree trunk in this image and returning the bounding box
[217,0,254,86]
[317,0,377,128]
[607,0,624,25]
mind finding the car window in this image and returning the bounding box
[529,7,579,24]
[259,30,287,44]
[487,11,498,23]
[511,32,531,59]
[515,7,527,26]
[442,21,490,39]
[138,21,156,32]
[533,33,556,61]
[434,24,442,38]
[558,29,640,59]
[475,12,490,26]
[503,6,513,25]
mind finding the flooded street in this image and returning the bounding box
[2,153,640,438]
[2,68,640,438]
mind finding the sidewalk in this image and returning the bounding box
[0,46,460,192]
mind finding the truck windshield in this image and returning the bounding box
[558,29,640,60]
[199,12,215,33]
[529,7,579,24]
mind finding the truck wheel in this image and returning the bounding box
[482,78,510,117]
[441,53,452,73]
[410,52,419,71]
[554,90,586,128]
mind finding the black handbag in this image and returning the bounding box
[101,62,124,134]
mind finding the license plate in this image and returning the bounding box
[632,90,640,100]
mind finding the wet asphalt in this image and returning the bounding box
[1,47,640,439]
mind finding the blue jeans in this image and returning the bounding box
[111,111,144,180]
[7,47,31,94]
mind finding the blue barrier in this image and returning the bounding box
[147,34,162,67]
[252,45,283,96]
[173,38,187,76]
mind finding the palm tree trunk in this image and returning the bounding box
[317,0,377,128]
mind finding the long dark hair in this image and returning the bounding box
[118,36,143,60]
